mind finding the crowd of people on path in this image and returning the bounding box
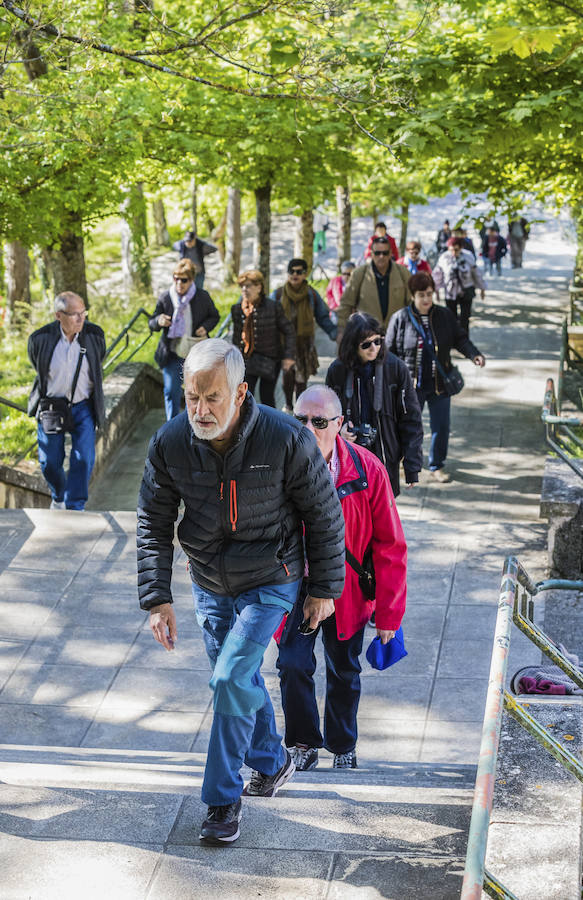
[24,211,526,847]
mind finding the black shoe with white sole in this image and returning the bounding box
[199,798,242,844]
[242,749,296,797]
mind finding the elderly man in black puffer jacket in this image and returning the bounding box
[137,338,345,847]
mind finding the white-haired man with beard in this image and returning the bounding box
[137,339,345,846]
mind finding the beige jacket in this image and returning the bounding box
[337,261,410,330]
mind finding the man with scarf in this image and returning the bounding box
[271,259,337,413]
[149,259,220,419]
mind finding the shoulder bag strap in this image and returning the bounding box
[338,441,369,577]
[69,334,87,402]
[406,306,448,381]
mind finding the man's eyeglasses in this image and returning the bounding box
[372,250,389,257]
[407,248,420,254]
[294,413,340,430]
[61,310,87,319]
[359,337,382,350]
[290,268,307,275]
[173,275,190,283]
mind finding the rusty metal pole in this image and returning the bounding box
[461,557,518,900]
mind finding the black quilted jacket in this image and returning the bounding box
[231,296,295,362]
[137,393,345,608]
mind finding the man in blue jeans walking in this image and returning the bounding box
[137,339,345,845]
[27,292,106,510]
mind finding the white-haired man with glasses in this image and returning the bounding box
[27,291,106,510]
[276,384,407,772]
[137,339,345,846]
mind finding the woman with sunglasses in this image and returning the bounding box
[326,312,423,497]
[231,269,295,408]
[386,271,486,483]
[149,259,220,419]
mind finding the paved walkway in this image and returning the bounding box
[0,225,573,898]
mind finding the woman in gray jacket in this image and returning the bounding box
[432,237,486,336]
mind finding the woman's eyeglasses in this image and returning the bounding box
[294,414,340,430]
[359,337,382,350]
[173,276,190,284]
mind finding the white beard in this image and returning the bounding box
[188,394,237,441]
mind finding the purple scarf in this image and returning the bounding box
[167,283,196,338]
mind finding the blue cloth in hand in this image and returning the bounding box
[366,627,407,670]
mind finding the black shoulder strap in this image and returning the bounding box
[407,306,448,380]
[69,333,86,402]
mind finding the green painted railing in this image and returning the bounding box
[541,377,583,481]
[461,557,583,900]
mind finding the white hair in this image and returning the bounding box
[183,338,245,394]
[54,291,83,313]
[295,384,342,418]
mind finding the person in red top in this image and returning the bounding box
[364,221,399,262]
[276,384,407,771]
[397,240,432,276]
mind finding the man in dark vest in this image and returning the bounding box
[28,291,106,510]
[173,230,218,289]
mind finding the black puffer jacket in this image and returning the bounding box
[149,289,220,369]
[137,394,345,609]
[326,354,423,496]
[386,302,481,394]
[231,296,295,367]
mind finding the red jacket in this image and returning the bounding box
[365,233,399,261]
[396,256,432,275]
[333,437,407,640]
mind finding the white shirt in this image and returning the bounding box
[328,439,340,487]
[47,328,92,403]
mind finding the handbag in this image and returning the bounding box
[407,306,464,397]
[37,340,86,434]
[245,351,279,381]
[173,333,207,359]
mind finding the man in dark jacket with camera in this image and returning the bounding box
[28,291,105,510]
[137,339,345,846]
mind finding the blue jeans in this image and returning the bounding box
[162,354,183,420]
[192,579,301,806]
[37,399,96,510]
[416,388,451,471]
[195,273,204,291]
[277,590,364,754]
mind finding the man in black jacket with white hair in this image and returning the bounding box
[137,338,345,847]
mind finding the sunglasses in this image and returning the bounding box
[290,268,307,275]
[294,414,340,430]
[372,250,389,257]
[359,337,382,350]
[173,276,190,283]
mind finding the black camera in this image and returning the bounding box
[350,423,377,448]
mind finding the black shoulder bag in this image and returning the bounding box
[38,338,87,434]
[407,307,464,397]
[340,442,376,601]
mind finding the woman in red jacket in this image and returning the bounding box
[276,384,407,771]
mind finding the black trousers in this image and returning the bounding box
[246,373,277,408]
[446,288,474,335]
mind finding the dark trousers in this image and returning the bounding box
[277,590,364,754]
[446,290,473,335]
[416,388,451,470]
[281,367,306,409]
[246,373,277,408]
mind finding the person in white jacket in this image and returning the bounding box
[432,237,486,335]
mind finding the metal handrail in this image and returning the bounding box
[541,378,583,480]
[0,395,27,414]
[216,311,232,339]
[103,306,153,371]
[461,557,583,900]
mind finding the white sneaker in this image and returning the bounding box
[429,468,451,484]
[50,500,66,510]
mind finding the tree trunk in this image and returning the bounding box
[211,209,227,262]
[191,176,198,233]
[336,184,352,270]
[120,182,151,295]
[152,197,170,247]
[399,203,409,256]
[223,187,241,283]
[254,184,271,293]
[297,209,314,272]
[4,241,31,324]
[47,225,88,302]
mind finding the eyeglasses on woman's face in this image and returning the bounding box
[173,275,191,284]
[359,337,382,350]
[294,413,340,430]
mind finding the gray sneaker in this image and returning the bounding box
[199,798,242,844]
[333,750,357,769]
[242,749,296,796]
[289,746,319,771]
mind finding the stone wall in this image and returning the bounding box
[540,456,583,579]
[0,362,163,509]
